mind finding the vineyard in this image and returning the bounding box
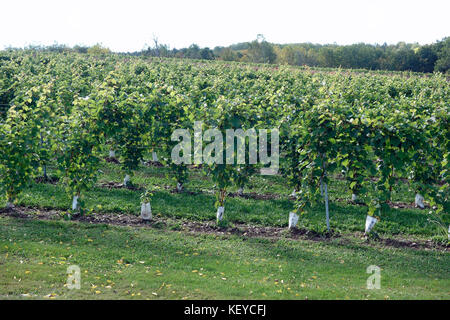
[0,50,449,299]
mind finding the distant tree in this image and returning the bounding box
[73,45,89,54]
[152,36,160,57]
[318,47,337,67]
[219,47,238,61]
[200,47,214,60]
[276,46,295,65]
[416,45,438,73]
[434,38,450,73]
[185,44,201,59]
[247,35,276,64]
[142,36,172,58]
[87,44,110,56]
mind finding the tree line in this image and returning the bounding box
[142,35,450,73]
[6,36,449,73]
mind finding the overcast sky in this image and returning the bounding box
[1,0,449,52]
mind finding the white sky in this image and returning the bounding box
[1,0,449,52]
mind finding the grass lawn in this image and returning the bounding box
[0,159,448,300]
[0,216,449,300]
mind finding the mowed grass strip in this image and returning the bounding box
[4,179,447,238]
[0,216,448,300]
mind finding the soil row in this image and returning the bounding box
[0,206,447,252]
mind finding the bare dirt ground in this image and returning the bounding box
[0,206,447,252]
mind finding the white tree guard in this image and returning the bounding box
[288,212,299,229]
[123,174,131,186]
[352,193,358,202]
[152,152,158,162]
[72,195,79,211]
[176,182,183,192]
[415,193,425,209]
[365,215,378,234]
[237,187,244,196]
[216,206,225,222]
[109,150,116,158]
[141,202,152,220]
